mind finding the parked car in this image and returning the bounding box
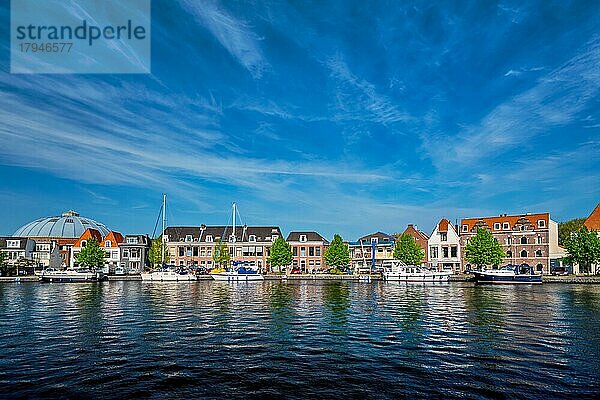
[551,266,569,276]
[290,267,302,274]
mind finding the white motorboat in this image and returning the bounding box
[40,268,105,283]
[383,261,451,282]
[141,267,197,282]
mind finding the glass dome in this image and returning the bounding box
[13,211,111,239]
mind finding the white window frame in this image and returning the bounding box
[538,220,546,228]
[205,235,213,242]
[493,223,500,230]
[462,225,468,232]
[503,222,510,230]
[249,235,256,242]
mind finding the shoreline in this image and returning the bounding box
[1,274,600,283]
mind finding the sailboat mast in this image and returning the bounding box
[161,193,166,265]
[232,202,236,264]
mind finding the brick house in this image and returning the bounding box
[164,225,283,272]
[286,231,329,273]
[401,224,429,266]
[459,213,564,273]
[349,232,395,272]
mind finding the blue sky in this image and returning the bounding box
[1,0,599,240]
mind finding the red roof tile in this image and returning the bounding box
[584,204,600,230]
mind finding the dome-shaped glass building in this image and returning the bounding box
[13,211,111,239]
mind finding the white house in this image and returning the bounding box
[428,218,461,273]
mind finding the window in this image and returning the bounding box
[462,225,468,232]
[451,246,457,258]
[520,226,526,231]
[309,247,314,256]
[371,237,378,244]
[300,247,306,257]
[493,223,500,230]
[537,236,543,244]
[520,237,528,244]
[300,235,307,242]
[123,250,129,258]
[507,250,512,258]
[520,250,528,258]
[506,237,512,245]
[272,235,278,241]
[316,260,321,266]
[442,247,449,258]
[315,247,321,256]
[535,250,543,258]
[430,246,438,259]
[206,235,213,242]
[112,251,118,259]
[7,240,20,248]
[127,237,138,244]
[179,247,184,257]
[440,232,447,241]
[81,240,87,247]
[293,247,298,256]
[538,220,546,228]
[249,235,256,242]
[229,235,236,243]
[105,240,111,247]
[193,247,199,257]
[503,222,510,230]
[185,235,193,242]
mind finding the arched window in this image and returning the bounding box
[520,237,528,244]
[535,250,542,258]
[520,250,528,258]
[105,240,111,247]
[81,240,87,247]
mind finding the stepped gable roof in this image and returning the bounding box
[584,204,600,231]
[460,213,549,233]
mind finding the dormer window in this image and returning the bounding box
[127,237,138,244]
[206,235,213,242]
[520,226,526,231]
[105,240,111,247]
[462,225,468,232]
[249,235,256,242]
[81,240,87,247]
[229,235,236,243]
[7,240,20,248]
[538,220,546,228]
[493,223,500,230]
[299,235,307,242]
[371,237,378,244]
[272,235,279,241]
[185,235,193,242]
[503,222,510,230]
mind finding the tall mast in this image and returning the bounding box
[161,193,166,265]
[232,202,236,264]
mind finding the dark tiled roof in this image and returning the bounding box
[0,237,30,249]
[286,231,329,243]
[120,235,151,246]
[165,226,282,243]
[356,231,396,244]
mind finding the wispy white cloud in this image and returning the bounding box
[178,0,267,78]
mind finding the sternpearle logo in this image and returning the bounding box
[10,0,151,74]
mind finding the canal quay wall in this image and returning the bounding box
[3,275,600,283]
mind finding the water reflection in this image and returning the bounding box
[323,282,350,333]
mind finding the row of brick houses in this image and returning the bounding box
[5,205,600,274]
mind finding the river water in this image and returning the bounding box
[0,281,599,399]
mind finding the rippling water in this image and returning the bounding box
[1,281,599,399]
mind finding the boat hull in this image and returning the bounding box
[141,272,197,281]
[211,273,264,282]
[473,271,542,284]
[383,273,451,282]
[40,272,104,283]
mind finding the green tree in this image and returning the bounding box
[464,228,506,269]
[268,237,293,272]
[75,238,107,269]
[0,251,15,276]
[213,241,231,268]
[393,234,425,265]
[564,227,600,274]
[324,234,350,270]
[559,218,586,246]
[148,236,170,267]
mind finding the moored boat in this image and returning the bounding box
[141,267,197,282]
[40,268,105,283]
[473,264,542,284]
[383,261,452,282]
[211,261,264,282]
